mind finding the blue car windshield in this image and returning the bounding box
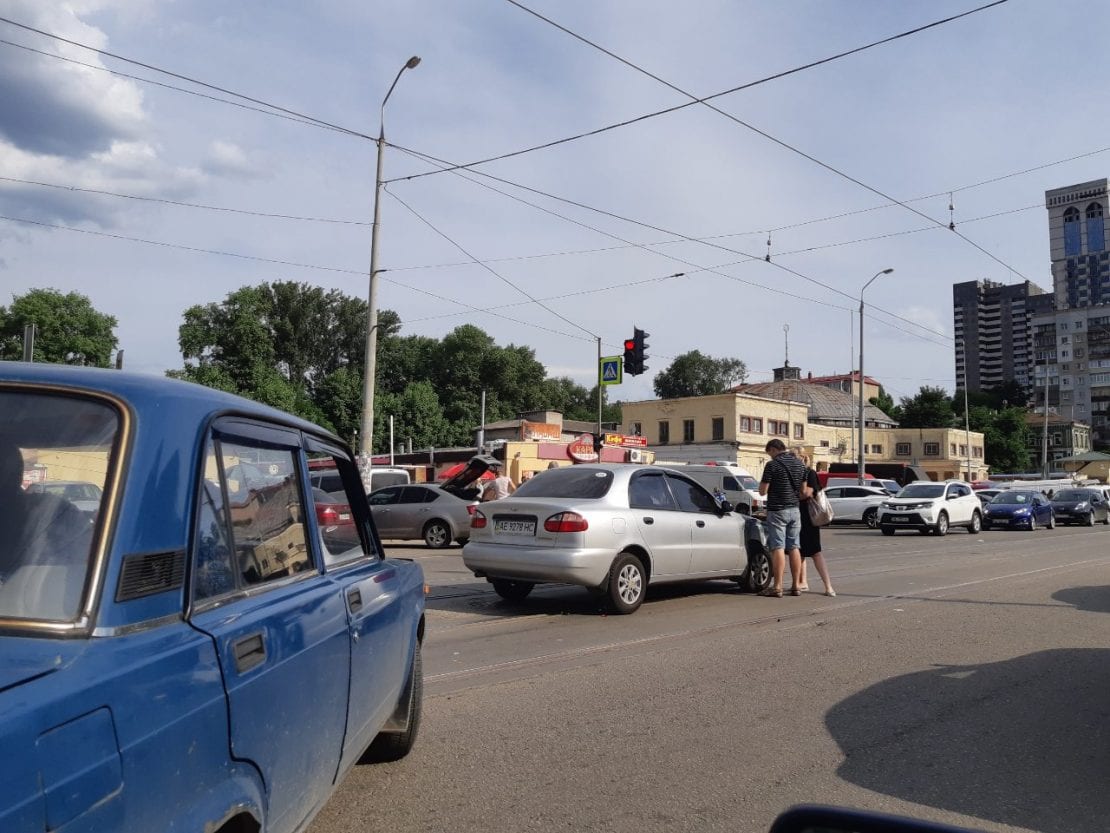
[991,492,1031,505]
[0,391,119,622]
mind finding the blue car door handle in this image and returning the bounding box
[348,588,363,613]
[232,633,266,674]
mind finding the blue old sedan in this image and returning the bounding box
[0,363,425,833]
[982,490,1055,530]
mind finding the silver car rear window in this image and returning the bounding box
[513,468,613,499]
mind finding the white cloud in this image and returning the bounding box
[201,140,265,180]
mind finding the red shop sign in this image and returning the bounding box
[567,434,599,463]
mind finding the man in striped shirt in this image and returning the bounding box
[758,438,806,597]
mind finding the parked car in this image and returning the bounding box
[369,454,496,548]
[981,490,1054,530]
[462,463,751,613]
[877,480,982,536]
[823,485,890,528]
[818,472,900,495]
[975,488,1005,509]
[26,479,103,515]
[0,363,425,833]
[1049,487,1110,526]
[311,465,410,495]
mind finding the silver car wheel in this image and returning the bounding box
[617,563,642,604]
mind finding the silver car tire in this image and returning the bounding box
[422,519,452,549]
[608,552,647,614]
[747,549,772,592]
[934,512,949,536]
[1087,512,1096,527]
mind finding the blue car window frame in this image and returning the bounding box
[303,436,381,569]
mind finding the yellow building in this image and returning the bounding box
[621,389,987,482]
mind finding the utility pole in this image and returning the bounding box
[22,323,35,362]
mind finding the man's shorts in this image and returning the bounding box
[766,506,801,551]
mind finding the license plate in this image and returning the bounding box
[495,519,536,536]
[892,516,908,523]
[338,513,350,521]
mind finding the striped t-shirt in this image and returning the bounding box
[760,453,807,510]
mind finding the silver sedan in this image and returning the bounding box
[462,464,749,614]
[369,483,478,548]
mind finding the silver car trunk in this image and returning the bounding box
[480,498,598,548]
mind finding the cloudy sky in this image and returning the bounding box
[0,0,1103,404]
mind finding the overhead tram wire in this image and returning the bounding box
[503,0,1029,283]
[383,187,600,339]
[386,0,1009,185]
[0,17,374,140]
[0,214,598,342]
[392,142,954,346]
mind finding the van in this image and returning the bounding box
[675,464,758,514]
[311,465,410,495]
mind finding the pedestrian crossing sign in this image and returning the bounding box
[600,356,622,385]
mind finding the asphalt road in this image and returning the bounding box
[309,523,1110,833]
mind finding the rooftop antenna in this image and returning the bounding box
[783,323,790,365]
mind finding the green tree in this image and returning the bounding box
[966,405,1030,473]
[869,385,902,422]
[898,386,956,428]
[652,351,747,399]
[0,288,118,366]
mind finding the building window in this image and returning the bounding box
[895,442,911,456]
[769,420,789,437]
[869,444,883,455]
[819,440,830,447]
[793,423,805,440]
[1052,433,1062,445]
[1088,202,1105,253]
[751,418,763,434]
[959,444,968,456]
[950,443,957,456]
[629,422,642,436]
[1065,206,1082,256]
[973,446,983,457]
[739,416,750,433]
[683,419,695,443]
[711,417,724,441]
[658,421,669,445]
[924,442,940,456]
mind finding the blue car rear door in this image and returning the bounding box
[188,423,351,833]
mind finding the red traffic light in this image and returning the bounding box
[624,340,636,351]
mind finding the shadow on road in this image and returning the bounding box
[1053,585,1110,614]
[826,648,1110,832]
[424,578,745,618]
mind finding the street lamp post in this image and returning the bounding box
[360,55,421,459]
[858,268,895,485]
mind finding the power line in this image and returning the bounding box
[388,0,1009,184]
[0,16,374,140]
[504,0,1030,284]
[384,187,598,338]
[393,143,954,345]
[0,176,370,225]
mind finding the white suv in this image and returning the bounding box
[878,480,982,536]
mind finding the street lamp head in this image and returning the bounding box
[881,268,894,275]
[405,56,422,69]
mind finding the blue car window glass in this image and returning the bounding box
[0,391,116,622]
[193,441,236,601]
[306,449,373,566]
[220,442,312,586]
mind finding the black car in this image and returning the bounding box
[1048,488,1110,526]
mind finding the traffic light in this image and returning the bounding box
[623,327,649,376]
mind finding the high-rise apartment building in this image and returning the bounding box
[1032,179,1110,448]
[952,279,1051,392]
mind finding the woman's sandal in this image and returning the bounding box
[759,587,784,598]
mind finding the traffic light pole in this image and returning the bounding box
[597,336,603,445]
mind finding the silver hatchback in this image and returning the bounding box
[462,464,748,613]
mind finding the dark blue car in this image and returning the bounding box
[0,363,425,833]
[982,490,1055,530]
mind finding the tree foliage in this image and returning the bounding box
[653,351,747,399]
[966,405,1030,473]
[898,386,956,429]
[171,282,602,451]
[869,386,902,422]
[0,288,118,366]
